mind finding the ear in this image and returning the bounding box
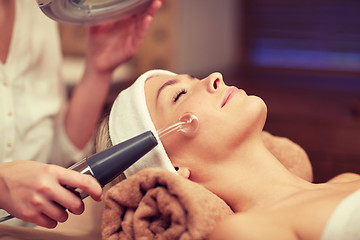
[174,166,190,179]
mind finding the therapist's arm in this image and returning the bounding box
[0,161,102,228]
[65,0,166,149]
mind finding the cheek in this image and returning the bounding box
[167,95,267,160]
[200,96,267,150]
[176,97,205,116]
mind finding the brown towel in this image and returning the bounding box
[102,168,233,240]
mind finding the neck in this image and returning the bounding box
[205,136,315,213]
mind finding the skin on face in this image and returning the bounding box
[144,72,267,181]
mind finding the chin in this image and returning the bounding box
[248,95,268,118]
[239,96,268,135]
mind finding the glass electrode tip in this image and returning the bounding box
[157,112,199,139]
[178,112,199,136]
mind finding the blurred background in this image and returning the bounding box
[59,0,360,183]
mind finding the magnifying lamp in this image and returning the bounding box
[37,0,153,26]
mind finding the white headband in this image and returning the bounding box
[109,69,178,177]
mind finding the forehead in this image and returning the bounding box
[145,74,194,89]
[145,75,173,87]
[145,74,191,95]
[146,74,176,87]
[144,74,175,99]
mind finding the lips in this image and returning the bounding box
[221,87,243,108]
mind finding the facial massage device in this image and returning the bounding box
[0,113,198,222]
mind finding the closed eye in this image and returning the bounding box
[173,89,187,102]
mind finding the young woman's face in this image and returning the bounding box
[144,72,267,168]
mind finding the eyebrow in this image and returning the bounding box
[155,75,196,103]
[156,79,179,102]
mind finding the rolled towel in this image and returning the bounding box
[102,168,234,240]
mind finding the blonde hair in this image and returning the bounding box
[95,115,126,182]
[95,115,112,153]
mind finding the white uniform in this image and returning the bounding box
[0,0,91,227]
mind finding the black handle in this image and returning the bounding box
[87,131,158,186]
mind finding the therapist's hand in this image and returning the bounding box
[0,161,102,228]
[86,0,167,74]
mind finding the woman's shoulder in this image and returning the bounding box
[210,186,360,240]
[209,212,298,240]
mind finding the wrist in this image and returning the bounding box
[82,59,113,84]
[84,50,122,80]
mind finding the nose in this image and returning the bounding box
[203,72,223,93]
